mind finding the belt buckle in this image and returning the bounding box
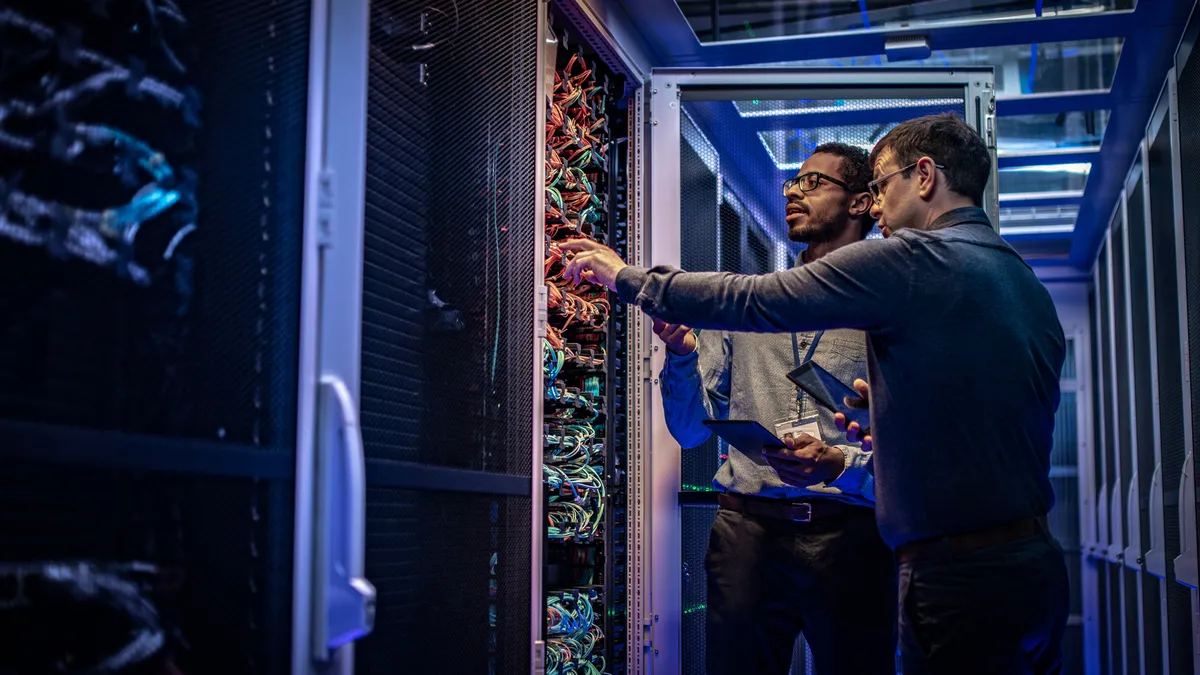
[787,503,812,522]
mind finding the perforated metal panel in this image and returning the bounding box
[1099,241,1117,526]
[678,130,725,491]
[1097,241,1119,675]
[681,130,720,274]
[355,1,537,672]
[0,0,309,449]
[681,504,717,675]
[1125,180,1157,554]
[1062,339,1077,380]
[1089,289,1105,543]
[360,0,537,474]
[1111,224,1133,538]
[1146,95,1194,675]
[0,463,292,674]
[357,489,531,674]
[1052,391,1079,468]
[1178,14,1200,594]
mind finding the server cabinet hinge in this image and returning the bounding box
[536,285,548,338]
[317,168,335,248]
[534,639,546,675]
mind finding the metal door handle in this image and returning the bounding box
[313,375,376,660]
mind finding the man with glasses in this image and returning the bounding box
[560,113,1069,674]
[653,143,895,675]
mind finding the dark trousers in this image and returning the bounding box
[898,520,1070,675]
[705,505,898,675]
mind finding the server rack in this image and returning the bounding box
[1171,6,1200,673]
[539,4,643,674]
[1084,9,1200,670]
[1141,68,1196,675]
[0,0,324,672]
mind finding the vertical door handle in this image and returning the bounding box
[313,375,376,660]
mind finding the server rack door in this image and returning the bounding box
[351,1,541,673]
[1094,240,1118,675]
[1170,9,1200,674]
[1141,67,1196,675]
[0,0,320,673]
[640,67,995,675]
[1084,277,1107,675]
[1121,149,1165,674]
[302,0,376,672]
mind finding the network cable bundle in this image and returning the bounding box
[0,1,200,287]
[542,9,628,672]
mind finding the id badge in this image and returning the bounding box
[774,415,821,446]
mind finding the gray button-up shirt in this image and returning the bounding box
[661,325,874,505]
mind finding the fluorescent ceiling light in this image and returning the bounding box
[736,98,962,118]
[1000,163,1093,175]
[999,224,1076,236]
[1000,190,1086,202]
[756,132,875,171]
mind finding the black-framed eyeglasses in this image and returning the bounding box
[782,171,849,197]
[867,161,946,199]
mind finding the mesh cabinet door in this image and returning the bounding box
[0,0,319,673]
[352,1,540,673]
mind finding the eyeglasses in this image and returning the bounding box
[867,161,946,199]
[782,171,849,197]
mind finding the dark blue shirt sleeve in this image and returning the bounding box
[615,237,914,333]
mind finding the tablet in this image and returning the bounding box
[701,419,787,452]
[786,361,872,429]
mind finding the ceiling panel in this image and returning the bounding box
[620,0,1194,269]
[767,39,1124,97]
[676,0,1135,44]
[997,110,1111,154]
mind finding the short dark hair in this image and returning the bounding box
[868,113,991,207]
[812,142,876,238]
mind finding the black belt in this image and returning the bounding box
[895,516,1043,563]
[717,492,863,523]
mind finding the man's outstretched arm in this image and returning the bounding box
[559,238,911,334]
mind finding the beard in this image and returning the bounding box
[788,213,846,244]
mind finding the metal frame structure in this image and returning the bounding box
[638,66,994,675]
[296,0,375,672]
[533,5,550,670]
[1078,273,1102,675]
[627,83,652,675]
[1089,248,1115,671]
[606,0,1195,274]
